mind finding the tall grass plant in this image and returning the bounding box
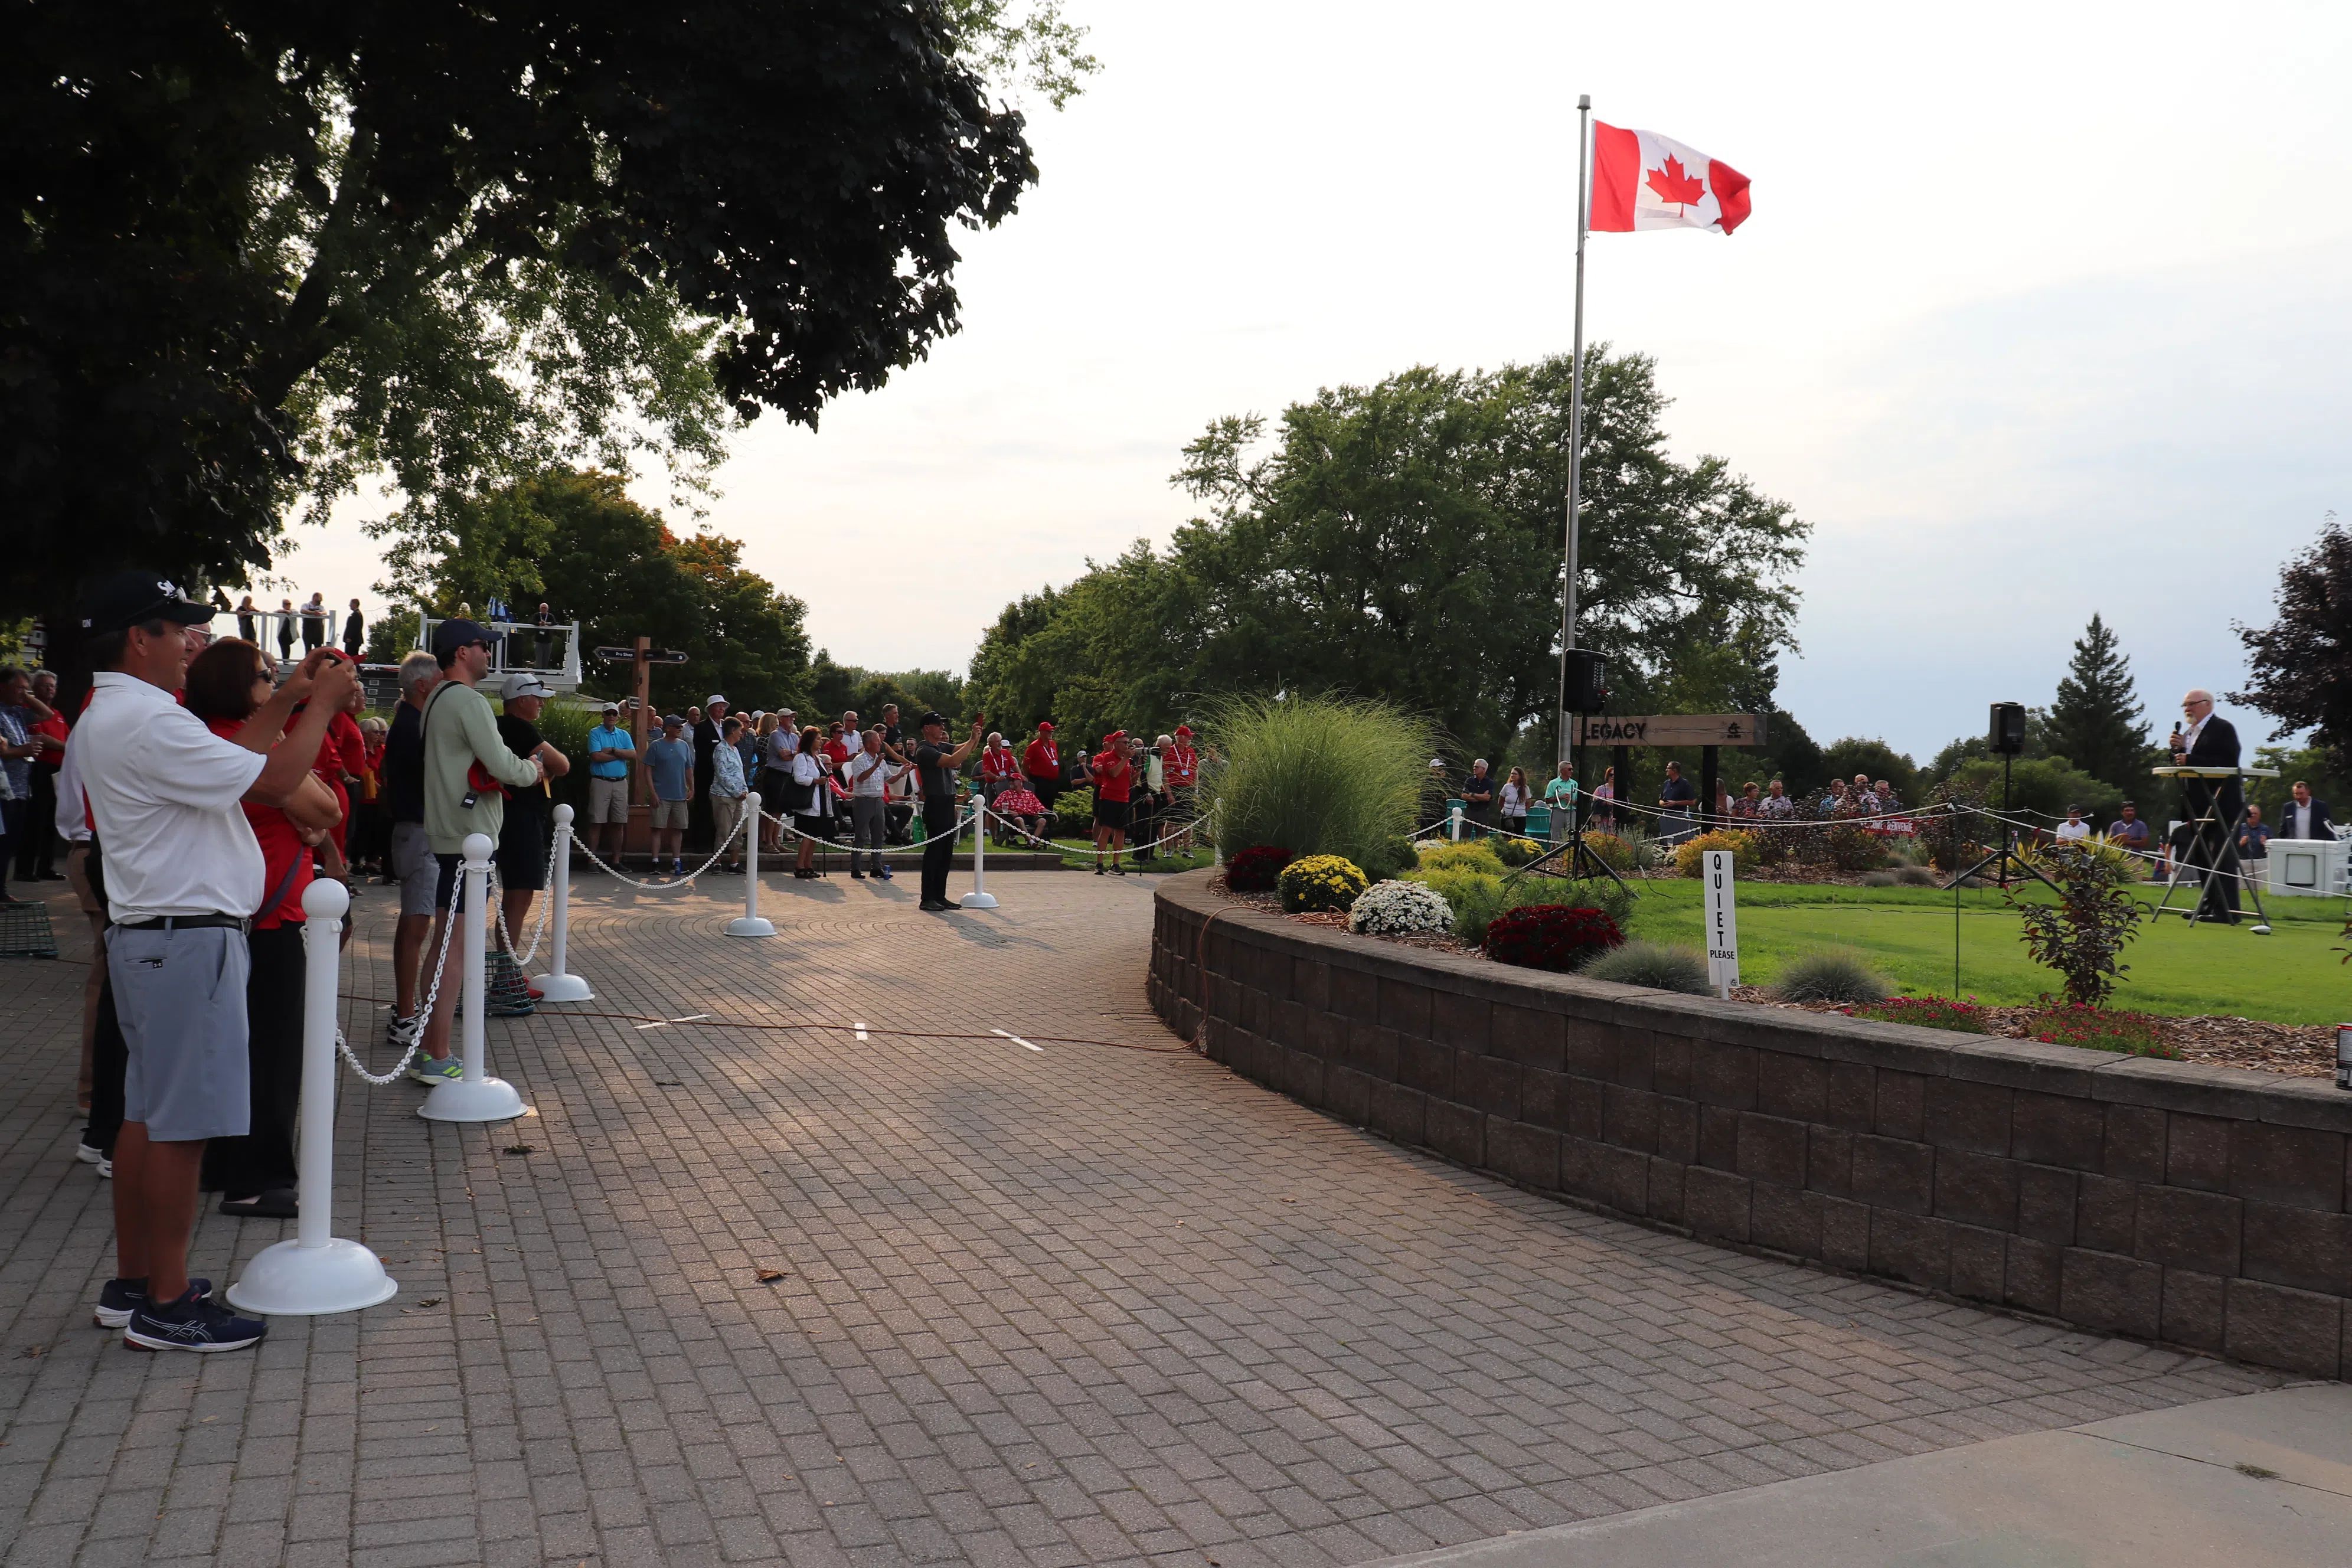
[1203,694,1435,877]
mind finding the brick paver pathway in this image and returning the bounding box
[0,867,2277,1567]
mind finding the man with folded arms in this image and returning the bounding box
[76,571,358,1351]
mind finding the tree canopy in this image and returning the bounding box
[968,348,1809,761]
[2046,613,2153,793]
[2235,520,2352,776]
[1,0,1074,614]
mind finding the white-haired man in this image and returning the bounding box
[2170,687,2245,923]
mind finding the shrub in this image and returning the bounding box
[1915,779,1989,872]
[1672,828,1759,879]
[1772,948,1893,1004]
[1860,870,1897,887]
[1582,940,1712,994]
[1203,694,1435,872]
[1278,854,1368,913]
[1224,844,1293,891]
[2011,839,2145,1007]
[1482,905,1623,972]
[1893,865,1939,887]
[1822,820,1889,872]
[1347,880,1453,936]
[1416,841,1508,875]
[1491,835,1544,868]
[1845,997,1990,1033]
[1578,831,1636,872]
[2026,1004,2176,1057]
[1361,835,1422,882]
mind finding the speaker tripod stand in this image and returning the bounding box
[1943,751,2063,896]
[1507,805,1634,896]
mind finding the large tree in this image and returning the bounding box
[2235,521,2352,776]
[969,348,1809,760]
[2046,612,2152,793]
[1,0,1079,614]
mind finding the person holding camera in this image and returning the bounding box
[914,711,983,910]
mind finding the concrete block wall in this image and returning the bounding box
[1148,873,2352,1377]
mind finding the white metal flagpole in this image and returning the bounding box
[1556,93,1592,767]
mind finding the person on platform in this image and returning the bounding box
[234,594,258,642]
[342,598,365,658]
[2170,688,2245,923]
[2281,780,2337,842]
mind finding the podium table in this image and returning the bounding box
[2151,765,2278,930]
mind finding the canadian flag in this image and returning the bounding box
[1590,122,1750,236]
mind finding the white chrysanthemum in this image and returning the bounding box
[1347,879,1454,936]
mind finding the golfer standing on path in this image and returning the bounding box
[74,571,358,1352]
[915,710,983,912]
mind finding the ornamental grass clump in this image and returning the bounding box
[1278,854,1368,913]
[1203,694,1435,873]
[1347,880,1453,936]
[1582,940,1712,995]
[1223,845,1292,892]
[1481,905,1623,972]
[1771,948,1893,1005]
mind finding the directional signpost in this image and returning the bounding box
[1574,714,1769,835]
[592,639,690,812]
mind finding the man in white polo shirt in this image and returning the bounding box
[75,571,357,1352]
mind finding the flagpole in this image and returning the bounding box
[1556,93,1592,769]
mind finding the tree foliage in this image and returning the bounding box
[1819,737,1918,802]
[2235,520,2352,777]
[2046,613,2153,793]
[1,0,1067,614]
[969,348,1809,761]
[2013,840,2145,1008]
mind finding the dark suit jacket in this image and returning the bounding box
[2175,714,2243,828]
[2279,796,2337,841]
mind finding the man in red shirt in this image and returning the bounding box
[1022,721,1060,813]
[1163,725,1200,856]
[1090,730,1133,876]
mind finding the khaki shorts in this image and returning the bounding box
[588,776,631,824]
[711,793,746,852]
[651,798,690,831]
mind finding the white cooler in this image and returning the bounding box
[2266,837,2348,898]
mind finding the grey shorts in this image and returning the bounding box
[109,923,251,1141]
[651,799,690,831]
[587,776,631,825]
[390,820,437,918]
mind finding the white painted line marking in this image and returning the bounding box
[634,1020,669,1031]
[854,1023,868,1041]
[672,1014,711,1023]
[991,1028,1044,1053]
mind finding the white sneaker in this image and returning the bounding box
[387,1013,420,1047]
[96,1157,112,1179]
[75,1142,104,1165]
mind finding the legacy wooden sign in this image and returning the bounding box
[1576,713,1768,748]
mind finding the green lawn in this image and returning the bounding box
[1612,878,2352,1024]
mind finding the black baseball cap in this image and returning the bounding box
[79,571,213,636]
[919,710,947,727]
[430,617,504,661]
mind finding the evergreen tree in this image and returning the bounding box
[2046,613,2150,792]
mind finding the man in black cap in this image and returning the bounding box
[74,571,358,1351]
[913,710,984,910]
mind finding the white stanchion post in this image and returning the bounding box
[1451,804,1464,842]
[227,878,399,1315]
[420,833,531,1123]
[534,803,592,1001]
[727,791,776,937]
[961,796,999,909]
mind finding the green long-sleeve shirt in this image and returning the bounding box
[422,680,543,853]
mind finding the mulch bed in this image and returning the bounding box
[1211,879,2338,1080]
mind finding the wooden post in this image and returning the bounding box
[631,635,652,807]
[1701,745,1720,832]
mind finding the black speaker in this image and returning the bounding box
[1989,701,2027,756]
[1564,649,1608,711]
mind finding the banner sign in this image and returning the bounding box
[1577,713,1768,748]
[1703,849,1740,998]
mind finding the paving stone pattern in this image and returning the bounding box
[0,870,2279,1566]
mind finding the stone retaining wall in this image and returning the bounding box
[1147,871,2352,1377]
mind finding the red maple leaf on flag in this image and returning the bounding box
[1645,154,1707,209]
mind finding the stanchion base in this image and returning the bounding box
[226,1238,398,1317]
[959,891,1000,909]
[724,917,777,938]
[417,1075,531,1123]
[532,972,593,1001]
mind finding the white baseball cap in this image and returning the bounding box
[505,674,553,700]
[707,693,727,706]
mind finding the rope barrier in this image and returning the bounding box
[978,803,1211,863]
[569,806,751,888]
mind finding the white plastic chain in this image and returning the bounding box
[327,894,460,1086]
[485,827,560,966]
[569,805,750,888]
[979,803,1208,861]
[758,802,973,850]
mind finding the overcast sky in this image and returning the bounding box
[276,1,2352,763]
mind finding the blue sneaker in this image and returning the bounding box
[123,1286,263,1352]
[407,1054,464,1085]
[94,1276,213,1329]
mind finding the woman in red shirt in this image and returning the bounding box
[1022,722,1060,813]
[1090,730,1133,875]
[182,639,344,1220]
